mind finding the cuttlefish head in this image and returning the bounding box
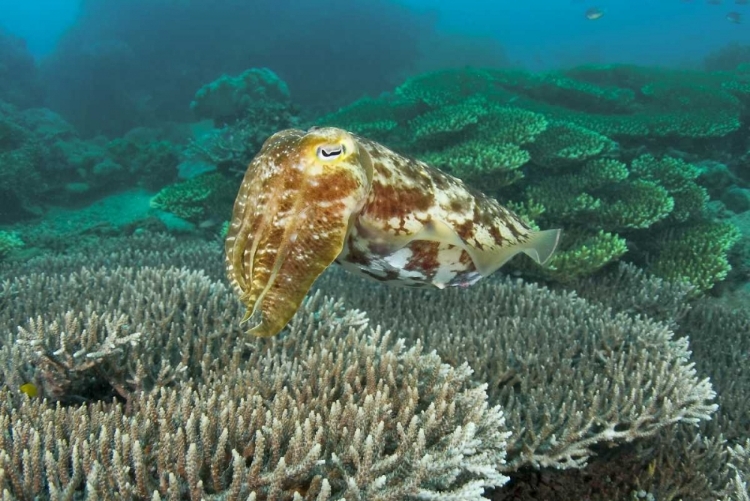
[225,127,373,338]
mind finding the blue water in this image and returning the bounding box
[3,0,750,68]
[0,0,80,57]
[402,0,750,69]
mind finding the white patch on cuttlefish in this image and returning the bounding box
[384,247,413,269]
[431,246,466,287]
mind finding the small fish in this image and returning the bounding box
[20,383,38,398]
[728,11,742,21]
[226,127,561,338]
[736,0,748,5]
[198,217,220,229]
[585,7,605,19]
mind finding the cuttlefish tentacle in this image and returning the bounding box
[225,128,372,337]
[227,126,560,338]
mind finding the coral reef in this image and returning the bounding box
[1,232,740,499]
[0,262,509,499]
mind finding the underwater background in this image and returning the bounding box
[1,0,750,499]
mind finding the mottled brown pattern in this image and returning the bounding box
[403,241,441,277]
[365,182,433,225]
[452,218,476,243]
[458,249,474,266]
[226,128,370,337]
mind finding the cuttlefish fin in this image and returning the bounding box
[400,218,561,277]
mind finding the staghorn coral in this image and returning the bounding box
[0,231,744,498]
[0,265,510,500]
[569,261,695,329]
[315,267,718,472]
[0,232,225,281]
[566,263,750,500]
[1,266,245,403]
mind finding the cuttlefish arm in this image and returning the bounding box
[225,128,372,338]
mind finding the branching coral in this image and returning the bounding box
[630,154,709,223]
[534,229,629,282]
[645,221,742,293]
[0,265,509,500]
[317,267,717,472]
[407,97,489,148]
[1,231,746,498]
[150,172,237,223]
[419,140,528,189]
[526,120,616,169]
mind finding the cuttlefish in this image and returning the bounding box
[225,127,561,338]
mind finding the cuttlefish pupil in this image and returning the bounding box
[317,145,345,159]
[226,126,561,338]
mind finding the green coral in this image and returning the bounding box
[420,141,528,188]
[411,105,548,187]
[524,158,631,223]
[316,95,416,143]
[594,180,674,231]
[394,67,503,107]
[497,70,637,114]
[517,229,628,282]
[526,174,602,221]
[191,67,290,123]
[647,221,742,293]
[408,98,489,147]
[527,121,616,168]
[630,155,708,223]
[0,230,23,259]
[150,173,236,223]
[475,106,549,145]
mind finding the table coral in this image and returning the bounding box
[527,121,616,169]
[630,154,709,223]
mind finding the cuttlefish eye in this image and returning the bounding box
[316,144,346,161]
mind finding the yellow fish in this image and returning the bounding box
[20,383,38,397]
[226,127,561,338]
